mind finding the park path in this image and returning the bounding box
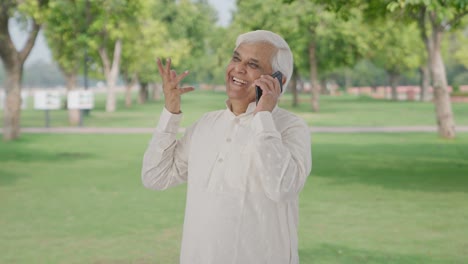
[2,126,468,134]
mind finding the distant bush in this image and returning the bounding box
[451,91,468,97]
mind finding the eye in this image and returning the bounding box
[248,62,259,69]
[232,55,240,62]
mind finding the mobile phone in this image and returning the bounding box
[256,71,283,104]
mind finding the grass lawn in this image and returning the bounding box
[1,133,467,263]
[18,91,468,128]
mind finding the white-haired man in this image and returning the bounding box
[142,30,312,264]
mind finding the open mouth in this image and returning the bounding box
[232,77,248,86]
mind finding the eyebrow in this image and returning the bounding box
[233,51,260,64]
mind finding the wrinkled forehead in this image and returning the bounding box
[234,42,278,64]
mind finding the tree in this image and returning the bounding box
[159,0,219,85]
[235,0,368,111]
[44,0,87,125]
[386,0,468,138]
[451,27,468,71]
[368,19,422,100]
[0,0,49,141]
[119,0,190,105]
[312,0,468,138]
[85,0,142,112]
[233,0,304,105]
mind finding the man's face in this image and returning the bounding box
[225,42,276,104]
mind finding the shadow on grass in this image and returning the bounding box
[313,140,468,193]
[299,243,451,264]
[0,169,27,186]
[0,143,95,186]
[0,148,94,163]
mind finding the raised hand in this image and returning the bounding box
[157,58,194,114]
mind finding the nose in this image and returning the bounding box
[234,62,247,74]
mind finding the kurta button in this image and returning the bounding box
[218,158,224,163]
[226,138,232,142]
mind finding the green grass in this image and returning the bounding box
[1,133,467,263]
[18,91,468,128]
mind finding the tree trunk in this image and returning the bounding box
[139,82,149,104]
[419,64,430,101]
[290,69,298,107]
[64,72,80,126]
[152,83,161,101]
[320,79,327,95]
[429,28,456,138]
[3,65,22,140]
[98,39,122,113]
[125,74,137,108]
[418,8,456,138]
[389,72,400,101]
[344,68,352,91]
[0,13,41,141]
[308,41,320,112]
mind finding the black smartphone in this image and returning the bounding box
[256,71,283,104]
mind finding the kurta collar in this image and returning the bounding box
[225,100,257,118]
[225,99,279,118]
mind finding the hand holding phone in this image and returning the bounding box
[256,71,283,104]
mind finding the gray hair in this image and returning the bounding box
[235,30,294,92]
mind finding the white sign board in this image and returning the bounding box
[34,91,62,110]
[21,91,28,109]
[0,91,29,110]
[67,90,94,109]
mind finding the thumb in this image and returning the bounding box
[179,87,195,95]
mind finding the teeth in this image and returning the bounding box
[233,77,247,84]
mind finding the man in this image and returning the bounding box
[142,30,312,264]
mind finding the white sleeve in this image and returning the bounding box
[251,111,312,202]
[141,107,194,190]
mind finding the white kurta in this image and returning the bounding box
[142,101,312,264]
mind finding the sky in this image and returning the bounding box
[10,0,235,66]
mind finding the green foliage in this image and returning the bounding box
[387,0,468,30]
[12,0,468,90]
[44,0,143,81]
[44,0,87,75]
[151,0,219,84]
[16,0,49,23]
[117,0,222,85]
[451,28,468,69]
[119,0,190,85]
[348,60,388,87]
[452,71,468,87]
[233,0,369,80]
[368,19,423,75]
[84,0,143,78]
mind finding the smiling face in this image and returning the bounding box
[225,42,276,106]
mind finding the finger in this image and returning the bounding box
[179,87,195,95]
[165,58,171,73]
[170,70,177,80]
[262,75,281,94]
[175,70,190,84]
[255,76,274,93]
[156,58,165,76]
[271,78,281,94]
